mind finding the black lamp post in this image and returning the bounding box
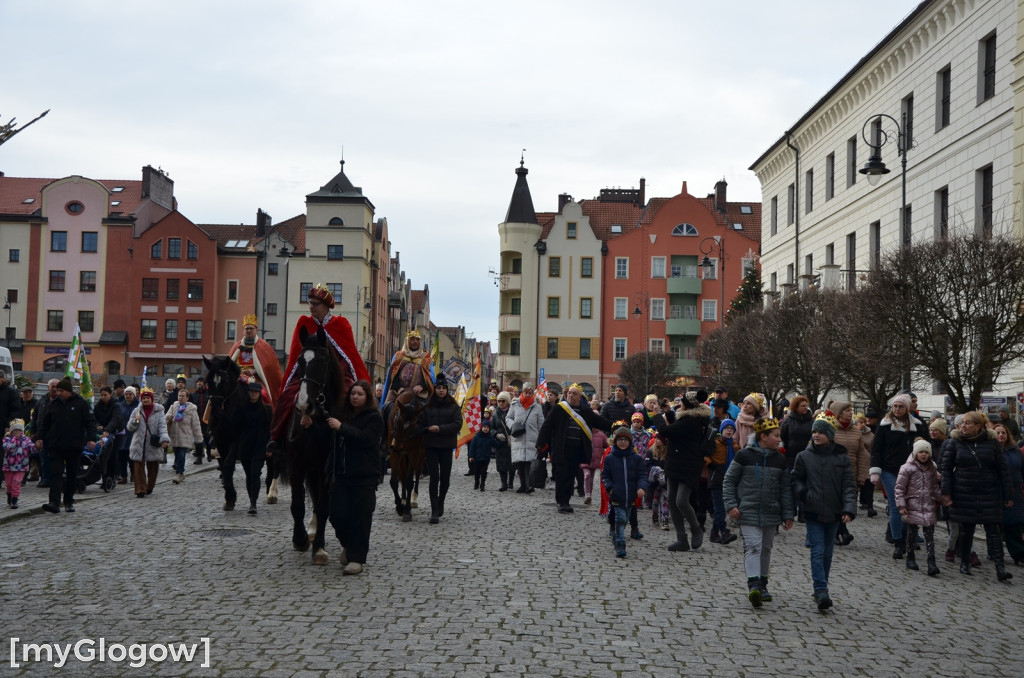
[2,295,11,348]
[699,236,725,325]
[632,293,649,394]
[859,112,909,245]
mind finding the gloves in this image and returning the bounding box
[869,466,881,485]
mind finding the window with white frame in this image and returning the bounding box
[670,264,682,278]
[669,305,682,319]
[670,346,680,359]
[651,257,666,278]
[613,338,627,361]
[650,338,665,352]
[226,320,237,342]
[683,305,697,319]
[702,299,718,321]
[672,223,698,236]
[685,265,698,278]
[615,257,628,278]
[613,297,627,320]
[650,298,665,321]
[702,258,718,280]
[685,346,698,360]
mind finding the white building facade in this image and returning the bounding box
[751,0,1020,405]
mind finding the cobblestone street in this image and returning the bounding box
[1,457,1022,677]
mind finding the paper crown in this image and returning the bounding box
[745,392,766,409]
[308,283,335,308]
[242,313,258,328]
[753,417,780,434]
[8,418,25,430]
[814,410,839,431]
[631,412,645,421]
[139,387,155,397]
[568,383,582,391]
[406,330,421,338]
[176,373,187,381]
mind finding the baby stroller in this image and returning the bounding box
[77,437,116,493]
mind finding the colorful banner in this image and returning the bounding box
[65,323,92,400]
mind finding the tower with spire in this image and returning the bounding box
[496,158,542,388]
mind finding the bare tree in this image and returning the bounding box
[870,234,1024,411]
[769,289,843,408]
[698,306,788,406]
[831,285,916,413]
[618,351,680,400]
[0,110,49,149]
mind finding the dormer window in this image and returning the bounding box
[610,224,622,234]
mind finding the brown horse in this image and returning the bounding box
[387,390,427,521]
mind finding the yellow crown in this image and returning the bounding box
[814,410,839,431]
[753,417,780,434]
[8,418,25,430]
[242,313,258,328]
[568,383,582,391]
[406,330,421,338]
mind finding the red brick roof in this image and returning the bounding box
[697,197,761,244]
[197,223,256,248]
[0,176,146,216]
[273,214,306,254]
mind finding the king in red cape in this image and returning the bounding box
[267,283,370,450]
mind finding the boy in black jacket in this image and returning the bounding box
[602,427,649,558]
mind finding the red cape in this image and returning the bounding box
[282,314,370,395]
[228,336,283,405]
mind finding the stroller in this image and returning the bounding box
[77,437,116,493]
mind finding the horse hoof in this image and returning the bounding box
[266,496,277,505]
[312,549,328,565]
[410,499,418,509]
[402,514,412,523]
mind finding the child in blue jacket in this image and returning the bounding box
[468,419,495,491]
[602,427,649,558]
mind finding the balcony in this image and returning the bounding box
[667,276,702,295]
[665,318,701,336]
[499,314,521,332]
[500,273,522,291]
[497,354,522,372]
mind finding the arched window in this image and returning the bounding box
[104,360,121,375]
[43,356,67,372]
[329,217,344,225]
[672,223,698,236]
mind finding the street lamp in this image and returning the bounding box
[2,294,11,348]
[699,236,725,325]
[859,112,910,244]
[632,293,649,394]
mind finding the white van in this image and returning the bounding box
[0,347,13,383]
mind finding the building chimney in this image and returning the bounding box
[256,208,271,237]
[638,177,645,206]
[141,165,174,210]
[715,179,728,212]
[558,193,572,212]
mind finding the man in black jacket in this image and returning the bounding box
[536,383,612,513]
[30,379,59,488]
[0,372,20,432]
[39,378,98,513]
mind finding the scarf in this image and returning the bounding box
[174,403,186,422]
[736,410,756,430]
[519,395,535,409]
[724,437,736,468]
[142,402,155,417]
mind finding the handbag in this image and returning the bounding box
[510,421,526,438]
[150,433,162,448]
[529,457,548,488]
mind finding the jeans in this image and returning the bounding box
[740,524,776,579]
[710,488,727,534]
[880,470,903,541]
[612,506,631,554]
[173,447,188,474]
[805,520,841,593]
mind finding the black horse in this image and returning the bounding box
[204,356,278,509]
[276,326,349,565]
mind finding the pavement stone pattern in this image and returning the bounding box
[1,456,1022,677]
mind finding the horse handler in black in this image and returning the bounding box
[39,378,98,513]
[229,381,272,514]
[422,377,463,525]
[302,379,384,575]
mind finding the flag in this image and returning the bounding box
[536,367,547,400]
[141,365,148,390]
[455,371,468,406]
[65,323,92,400]
[456,353,483,451]
[430,329,441,380]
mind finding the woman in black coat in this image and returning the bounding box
[421,378,463,524]
[658,392,711,552]
[304,379,384,575]
[940,410,1014,580]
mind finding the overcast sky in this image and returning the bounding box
[1,0,922,347]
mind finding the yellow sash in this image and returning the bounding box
[559,401,593,441]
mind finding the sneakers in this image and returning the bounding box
[719,530,738,545]
[65,504,75,513]
[583,495,592,505]
[814,590,833,611]
[748,580,762,608]
[342,562,363,575]
[709,531,722,544]
[759,577,773,602]
[248,503,257,515]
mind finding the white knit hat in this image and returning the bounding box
[912,439,932,456]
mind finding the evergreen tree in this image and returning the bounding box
[725,263,762,323]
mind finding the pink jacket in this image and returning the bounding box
[583,429,608,469]
[895,455,942,526]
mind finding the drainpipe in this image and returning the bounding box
[785,131,800,288]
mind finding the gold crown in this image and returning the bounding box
[753,417,780,434]
[8,418,25,429]
[568,383,582,391]
[814,410,839,431]
[406,330,421,338]
[139,387,155,397]
[242,313,258,328]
